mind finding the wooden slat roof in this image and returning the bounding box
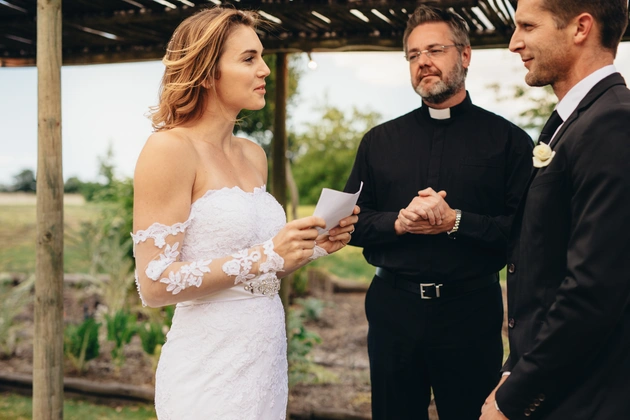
[1,0,629,67]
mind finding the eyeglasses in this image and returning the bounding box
[405,44,462,63]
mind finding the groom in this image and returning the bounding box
[481,0,630,419]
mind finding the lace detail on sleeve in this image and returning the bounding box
[131,218,192,249]
[309,245,328,261]
[160,259,212,295]
[220,239,284,297]
[132,218,208,302]
[222,248,262,284]
[243,239,284,297]
[259,239,284,273]
[146,243,180,280]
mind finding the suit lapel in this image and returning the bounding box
[510,73,627,238]
[549,73,627,152]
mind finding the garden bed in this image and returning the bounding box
[0,273,382,419]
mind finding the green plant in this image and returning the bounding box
[138,320,166,378]
[96,235,135,314]
[294,297,326,322]
[291,267,310,297]
[287,307,337,386]
[164,305,175,329]
[76,221,101,275]
[105,310,137,367]
[68,208,135,314]
[64,317,101,373]
[0,276,34,358]
[138,321,165,356]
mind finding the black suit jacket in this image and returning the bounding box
[496,73,630,420]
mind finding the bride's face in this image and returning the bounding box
[214,25,270,113]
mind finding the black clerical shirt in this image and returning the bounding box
[344,94,533,284]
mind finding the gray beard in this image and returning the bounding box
[415,80,461,104]
[413,63,467,105]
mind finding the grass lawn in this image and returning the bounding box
[0,393,156,420]
[0,197,508,284]
[0,197,104,274]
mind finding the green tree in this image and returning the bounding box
[64,176,82,193]
[489,83,556,136]
[291,105,382,204]
[11,169,36,192]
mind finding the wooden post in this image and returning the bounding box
[34,0,64,419]
[272,52,291,312]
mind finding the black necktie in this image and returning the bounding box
[537,110,563,145]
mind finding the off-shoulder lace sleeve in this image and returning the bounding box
[131,218,286,306]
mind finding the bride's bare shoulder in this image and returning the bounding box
[235,136,267,177]
[135,129,198,192]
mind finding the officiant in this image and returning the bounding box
[343,5,533,420]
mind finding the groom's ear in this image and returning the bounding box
[571,12,595,47]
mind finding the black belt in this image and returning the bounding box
[375,267,498,299]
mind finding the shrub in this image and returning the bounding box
[138,320,166,378]
[138,321,165,356]
[291,267,309,297]
[105,310,137,367]
[64,317,101,373]
[295,297,326,322]
[287,297,341,386]
[0,277,34,358]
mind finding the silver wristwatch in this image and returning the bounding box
[447,209,462,237]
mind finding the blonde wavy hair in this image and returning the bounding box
[150,7,259,131]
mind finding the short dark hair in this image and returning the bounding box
[402,5,470,53]
[539,0,628,54]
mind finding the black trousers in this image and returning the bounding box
[366,275,504,420]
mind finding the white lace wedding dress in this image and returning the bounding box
[133,186,289,420]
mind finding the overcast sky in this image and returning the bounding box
[1,44,630,186]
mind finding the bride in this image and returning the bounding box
[130,7,359,420]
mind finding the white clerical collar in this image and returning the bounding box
[428,107,451,120]
[556,64,616,122]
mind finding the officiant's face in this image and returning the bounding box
[407,22,470,105]
[214,25,271,113]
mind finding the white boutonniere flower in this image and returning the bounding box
[532,143,556,168]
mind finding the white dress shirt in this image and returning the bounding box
[548,65,617,146]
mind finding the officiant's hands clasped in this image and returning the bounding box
[395,187,457,235]
[272,206,360,272]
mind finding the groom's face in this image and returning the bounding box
[509,0,573,89]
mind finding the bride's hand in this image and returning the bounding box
[315,206,360,255]
[272,215,326,271]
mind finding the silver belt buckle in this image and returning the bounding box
[420,283,441,299]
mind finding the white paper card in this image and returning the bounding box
[313,182,363,234]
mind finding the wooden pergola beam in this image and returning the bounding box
[2,0,630,66]
[0,31,521,67]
